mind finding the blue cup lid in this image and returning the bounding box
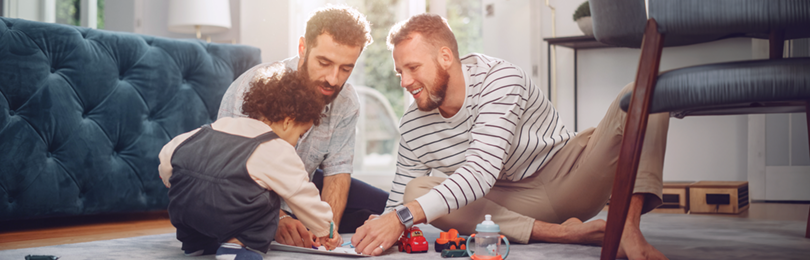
[475,214,500,233]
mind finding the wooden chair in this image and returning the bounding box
[587,0,810,259]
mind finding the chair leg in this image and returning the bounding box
[599,19,665,260]
[806,206,809,239]
[805,101,810,239]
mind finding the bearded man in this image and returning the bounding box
[217,4,388,249]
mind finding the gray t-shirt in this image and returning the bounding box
[217,56,359,179]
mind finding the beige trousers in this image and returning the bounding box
[402,82,670,244]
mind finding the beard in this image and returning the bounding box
[300,53,343,104]
[416,62,450,112]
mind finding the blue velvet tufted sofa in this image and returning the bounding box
[0,18,261,221]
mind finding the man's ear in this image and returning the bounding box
[298,37,306,57]
[438,46,454,70]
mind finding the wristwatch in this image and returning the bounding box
[394,205,414,229]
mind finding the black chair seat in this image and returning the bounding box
[651,0,810,47]
[593,0,810,48]
[620,57,810,117]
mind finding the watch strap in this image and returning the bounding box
[394,205,414,229]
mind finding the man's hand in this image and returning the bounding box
[558,217,606,245]
[365,214,379,224]
[351,212,405,256]
[276,215,315,248]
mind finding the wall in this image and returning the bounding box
[240,0,289,63]
[481,0,532,81]
[484,1,761,185]
[104,0,136,32]
[106,0,240,44]
[104,0,298,64]
[577,38,753,182]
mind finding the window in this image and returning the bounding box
[353,86,399,175]
[348,0,405,117]
[351,0,482,117]
[290,1,482,180]
[445,0,483,57]
[55,0,104,29]
[55,0,80,26]
[292,1,481,118]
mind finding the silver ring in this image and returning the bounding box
[379,245,384,250]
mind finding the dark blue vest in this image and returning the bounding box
[167,125,281,251]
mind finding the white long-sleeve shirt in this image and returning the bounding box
[158,117,334,237]
[386,54,575,222]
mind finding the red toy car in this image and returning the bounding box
[397,227,429,253]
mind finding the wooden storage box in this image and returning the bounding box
[652,181,694,214]
[689,181,749,214]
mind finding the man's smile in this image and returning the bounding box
[410,87,423,96]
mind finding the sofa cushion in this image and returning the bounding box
[0,17,261,220]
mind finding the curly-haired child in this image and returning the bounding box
[158,63,339,260]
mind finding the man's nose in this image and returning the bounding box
[325,67,340,87]
[400,73,413,88]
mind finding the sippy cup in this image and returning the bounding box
[465,214,510,260]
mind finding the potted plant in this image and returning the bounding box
[573,1,593,36]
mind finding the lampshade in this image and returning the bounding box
[168,0,231,35]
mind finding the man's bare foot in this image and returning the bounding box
[531,217,606,245]
[616,225,668,260]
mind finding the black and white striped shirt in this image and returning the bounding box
[387,54,574,222]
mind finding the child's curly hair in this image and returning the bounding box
[241,63,325,126]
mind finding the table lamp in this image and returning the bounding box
[167,0,231,42]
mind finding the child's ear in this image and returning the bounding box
[282,117,295,131]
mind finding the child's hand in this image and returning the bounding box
[317,233,343,251]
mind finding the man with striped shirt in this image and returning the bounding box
[351,14,669,260]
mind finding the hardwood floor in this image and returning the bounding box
[0,211,174,250]
[1,203,807,250]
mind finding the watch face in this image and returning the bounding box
[397,207,412,220]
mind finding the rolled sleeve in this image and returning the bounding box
[415,190,449,223]
[320,106,358,176]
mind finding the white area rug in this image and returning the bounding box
[2,211,809,260]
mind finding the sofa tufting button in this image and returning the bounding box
[8,110,14,116]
